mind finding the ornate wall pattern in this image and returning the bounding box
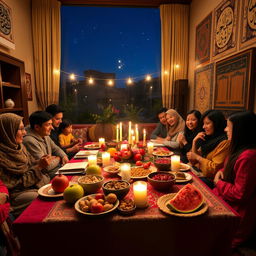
[212,0,238,60]
[240,0,256,49]
[194,64,214,113]
[195,13,212,65]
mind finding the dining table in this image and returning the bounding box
[13,145,240,256]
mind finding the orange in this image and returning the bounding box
[107,147,117,157]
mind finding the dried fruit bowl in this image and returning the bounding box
[102,180,130,199]
[147,172,175,191]
[154,158,171,171]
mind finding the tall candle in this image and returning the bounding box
[102,152,111,167]
[116,124,119,142]
[120,122,122,142]
[99,138,105,147]
[135,124,139,143]
[120,144,128,150]
[88,155,97,166]
[128,121,132,144]
[143,129,146,146]
[171,155,180,171]
[120,163,131,182]
[147,142,154,154]
[132,135,136,146]
[133,181,147,208]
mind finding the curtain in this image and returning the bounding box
[32,0,61,109]
[160,4,189,109]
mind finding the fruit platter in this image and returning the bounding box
[75,193,119,215]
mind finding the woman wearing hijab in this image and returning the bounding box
[0,113,50,217]
[154,109,185,149]
[213,111,256,249]
[187,110,230,187]
[177,110,202,163]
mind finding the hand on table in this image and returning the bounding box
[214,171,224,185]
[62,156,69,165]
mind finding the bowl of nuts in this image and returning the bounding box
[78,175,104,194]
[147,172,175,191]
[118,199,136,216]
[102,180,130,199]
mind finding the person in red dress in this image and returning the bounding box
[213,111,256,248]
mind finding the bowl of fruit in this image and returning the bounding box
[147,172,175,191]
[78,175,104,194]
[154,158,171,171]
[102,180,130,199]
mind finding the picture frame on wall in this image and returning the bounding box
[0,0,15,49]
[194,64,214,114]
[240,0,256,49]
[195,13,212,66]
[212,0,238,60]
[25,73,32,101]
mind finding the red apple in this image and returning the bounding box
[91,203,104,213]
[51,174,69,193]
[121,149,132,160]
[136,161,143,166]
[139,148,145,156]
[134,153,142,162]
[113,152,122,162]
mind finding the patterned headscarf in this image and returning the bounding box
[166,109,185,138]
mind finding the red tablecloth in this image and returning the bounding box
[14,149,239,256]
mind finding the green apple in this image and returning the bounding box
[63,184,84,204]
[86,164,101,175]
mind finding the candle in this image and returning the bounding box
[120,163,131,182]
[99,138,105,147]
[132,135,136,146]
[135,124,139,143]
[88,155,97,166]
[120,122,122,142]
[143,129,146,146]
[120,144,128,150]
[133,181,147,208]
[171,155,180,171]
[147,142,154,154]
[102,152,111,167]
[128,121,132,144]
[116,124,119,142]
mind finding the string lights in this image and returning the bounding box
[54,64,181,86]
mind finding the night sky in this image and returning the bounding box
[61,6,161,87]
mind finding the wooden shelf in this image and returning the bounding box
[2,82,21,88]
[0,107,24,113]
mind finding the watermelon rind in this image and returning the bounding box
[167,184,204,213]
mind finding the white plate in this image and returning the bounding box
[38,184,63,198]
[179,163,191,172]
[74,194,119,216]
[174,172,192,183]
[152,151,173,157]
[84,144,100,150]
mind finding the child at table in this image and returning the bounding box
[59,119,82,159]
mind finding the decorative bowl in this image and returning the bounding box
[102,180,130,200]
[147,172,175,191]
[78,175,104,194]
[154,158,171,171]
[118,199,136,216]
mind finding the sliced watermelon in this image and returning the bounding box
[167,184,203,213]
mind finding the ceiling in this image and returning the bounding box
[59,0,192,7]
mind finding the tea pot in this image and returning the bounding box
[5,99,15,108]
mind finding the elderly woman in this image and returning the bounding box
[0,113,50,217]
[187,110,230,187]
[154,109,185,149]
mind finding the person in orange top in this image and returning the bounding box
[187,110,230,188]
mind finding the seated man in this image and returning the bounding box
[45,104,63,147]
[150,107,168,140]
[23,111,68,178]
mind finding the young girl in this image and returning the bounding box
[213,111,256,248]
[59,120,82,157]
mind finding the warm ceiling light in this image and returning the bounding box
[127,78,133,85]
[107,79,114,86]
[88,77,94,84]
[70,73,75,80]
[145,75,152,81]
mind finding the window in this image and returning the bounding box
[60,6,161,123]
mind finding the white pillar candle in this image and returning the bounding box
[120,144,128,150]
[99,138,105,147]
[133,181,147,208]
[116,124,119,142]
[120,122,122,142]
[135,124,139,143]
[102,152,111,167]
[128,121,132,144]
[88,155,97,166]
[171,155,180,171]
[147,142,154,154]
[120,163,131,182]
[143,129,146,146]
